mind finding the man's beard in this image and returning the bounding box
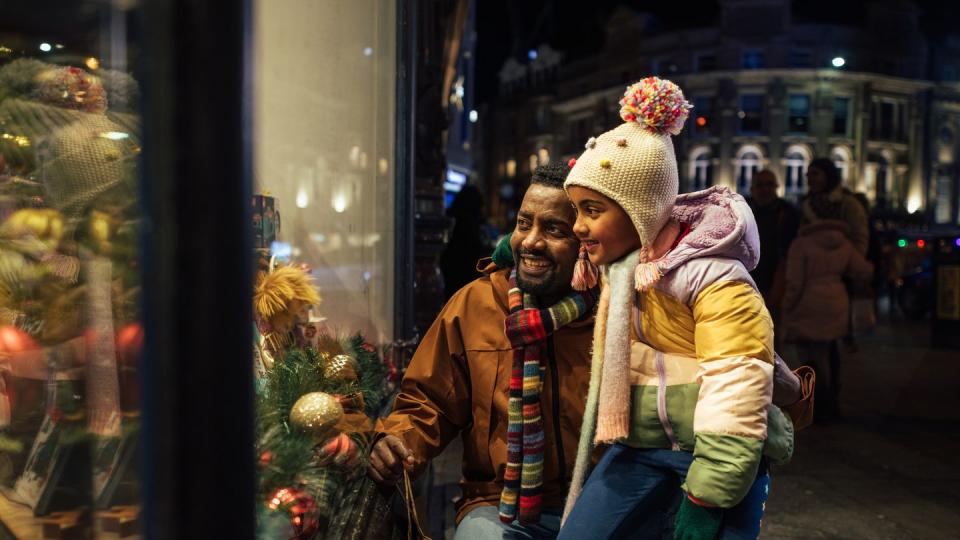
[514,248,565,298]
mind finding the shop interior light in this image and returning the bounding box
[85,57,99,70]
[39,42,52,52]
[469,110,478,123]
[831,56,846,68]
[897,238,907,248]
[363,47,373,57]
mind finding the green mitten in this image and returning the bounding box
[674,496,723,540]
[491,232,514,268]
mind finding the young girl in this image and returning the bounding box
[558,78,795,540]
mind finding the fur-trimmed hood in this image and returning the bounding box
[654,185,761,277]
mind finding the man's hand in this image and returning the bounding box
[367,435,415,485]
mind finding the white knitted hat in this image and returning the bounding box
[564,77,691,248]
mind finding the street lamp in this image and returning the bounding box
[831,56,846,68]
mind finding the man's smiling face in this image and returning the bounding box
[509,183,580,303]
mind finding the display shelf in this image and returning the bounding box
[0,493,140,539]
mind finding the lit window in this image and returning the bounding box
[736,150,762,195]
[689,149,712,191]
[830,147,852,187]
[785,151,808,196]
[538,148,550,166]
[506,159,516,178]
[528,154,538,172]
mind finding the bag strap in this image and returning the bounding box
[398,470,431,540]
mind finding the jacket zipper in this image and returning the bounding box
[547,337,567,484]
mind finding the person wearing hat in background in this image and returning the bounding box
[557,78,810,540]
[802,159,873,355]
[785,186,873,421]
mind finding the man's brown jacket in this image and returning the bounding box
[376,260,594,523]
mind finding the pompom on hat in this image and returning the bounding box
[564,77,691,254]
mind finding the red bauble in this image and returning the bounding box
[0,326,38,353]
[115,322,144,367]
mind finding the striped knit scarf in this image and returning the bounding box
[498,269,598,525]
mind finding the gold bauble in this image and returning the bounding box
[322,354,359,382]
[289,392,343,437]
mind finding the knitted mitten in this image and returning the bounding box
[673,496,723,540]
[491,233,514,268]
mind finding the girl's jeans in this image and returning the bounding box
[559,444,769,540]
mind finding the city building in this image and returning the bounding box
[484,0,960,228]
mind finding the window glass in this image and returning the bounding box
[692,96,713,136]
[253,0,396,343]
[833,97,851,136]
[742,50,764,69]
[737,151,761,194]
[739,94,764,133]
[0,2,144,535]
[788,94,810,133]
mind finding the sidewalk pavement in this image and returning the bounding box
[763,320,960,539]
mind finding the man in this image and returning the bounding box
[748,169,799,348]
[369,163,596,539]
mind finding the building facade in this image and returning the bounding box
[484,0,960,229]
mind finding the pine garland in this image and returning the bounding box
[255,333,391,539]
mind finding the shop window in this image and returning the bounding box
[739,94,764,134]
[788,94,810,133]
[833,97,851,136]
[254,0,396,343]
[0,2,145,535]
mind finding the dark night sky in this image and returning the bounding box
[476,0,960,104]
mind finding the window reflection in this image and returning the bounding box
[0,3,143,535]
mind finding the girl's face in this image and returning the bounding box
[567,185,641,266]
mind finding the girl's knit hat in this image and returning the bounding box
[564,77,691,249]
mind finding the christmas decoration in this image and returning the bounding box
[289,392,343,438]
[321,353,358,382]
[254,264,321,355]
[315,433,360,469]
[266,487,319,537]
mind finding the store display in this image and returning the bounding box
[252,253,399,539]
[0,57,142,524]
[289,392,343,438]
